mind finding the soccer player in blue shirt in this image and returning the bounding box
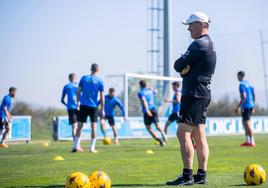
[72,63,105,153]
[0,87,17,148]
[100,88,125,145]
[61,73,79,141]
[235,71,256,147]
[164,81,181,135]
[138,80,167,146]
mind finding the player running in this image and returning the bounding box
[235,71,256,147]
[164,81,181,135]
[72,63,105,153]
[138,80,167,146]
[61,73,79,141]
[0,87,17,148]
[100,88,125,145]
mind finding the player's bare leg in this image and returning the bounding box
[164,120,172,134]
[242,120,249,141]
[75,122,83,137]
[90,122,98,153]
[192,124,209,184]
[177,123,194,169]
[146,125,165,146]
[0,123,10,148]
[156,123,167,143]
[100,118,107,138]
[192,124,209,170]
[72,122,78,141]
[111,125,118,144]
[241,120,248,146]
[166,123,195,186]
[247,120,254,145]
[243,120,255,146]
[72,122,84,152]
[0,127,2,137]
[191,131,197,149]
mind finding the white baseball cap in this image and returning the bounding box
[182,12,210,25]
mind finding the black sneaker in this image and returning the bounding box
[159,140,166,147]
[71,148,77,153]
[70,148,84,153]
[193,174,207,184]
[166,175,194,186]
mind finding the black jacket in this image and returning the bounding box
[174,34,216,99]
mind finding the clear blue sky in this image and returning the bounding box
[1,0,268,108]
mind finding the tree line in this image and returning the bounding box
[10,96,267,140]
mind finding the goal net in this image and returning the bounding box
[104,73,182,118]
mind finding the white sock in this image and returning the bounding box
[73,137,78,148]
[246,136,250,143]
[90,138,96,151]
[161,131,167,142]
[250,136,255,144]
[77,137,81,148]
[73,136,80,149]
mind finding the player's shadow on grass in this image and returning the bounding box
[11,185,165,188]
[228,184,247,187]
[113,184,166,187]
[8,186,64,188]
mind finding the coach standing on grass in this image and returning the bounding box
[166,12,216,186]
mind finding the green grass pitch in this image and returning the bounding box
[0,135,267,187]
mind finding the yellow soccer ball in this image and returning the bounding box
[65,172,91,188]
[103,137,111,145]
[244,164,266,185]
[89,171,111,188]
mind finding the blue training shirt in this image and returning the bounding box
[79,75,104,108]
[172,90,181,113]
[138,88,156,113]
[61,82,78,110]
[104,95,125,117]
[0,95,12,118]
[239,80,254,109]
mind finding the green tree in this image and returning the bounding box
[207,95,267,117]
[11,101,66,140]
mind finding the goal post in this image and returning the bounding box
[105,73,182,118]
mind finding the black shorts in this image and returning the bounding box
[179,96,210,126]
[78,105,98,123]
[168,112,180,122]
[67,109,78,124]
[104,116,115,126]
[241,108,253,121]
[143,109,159,126]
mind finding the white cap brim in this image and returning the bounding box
[181,20,210,25]
[181,20,189,25]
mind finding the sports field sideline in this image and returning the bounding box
[0,135,267,188]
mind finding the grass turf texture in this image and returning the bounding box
[0,135,267,188]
